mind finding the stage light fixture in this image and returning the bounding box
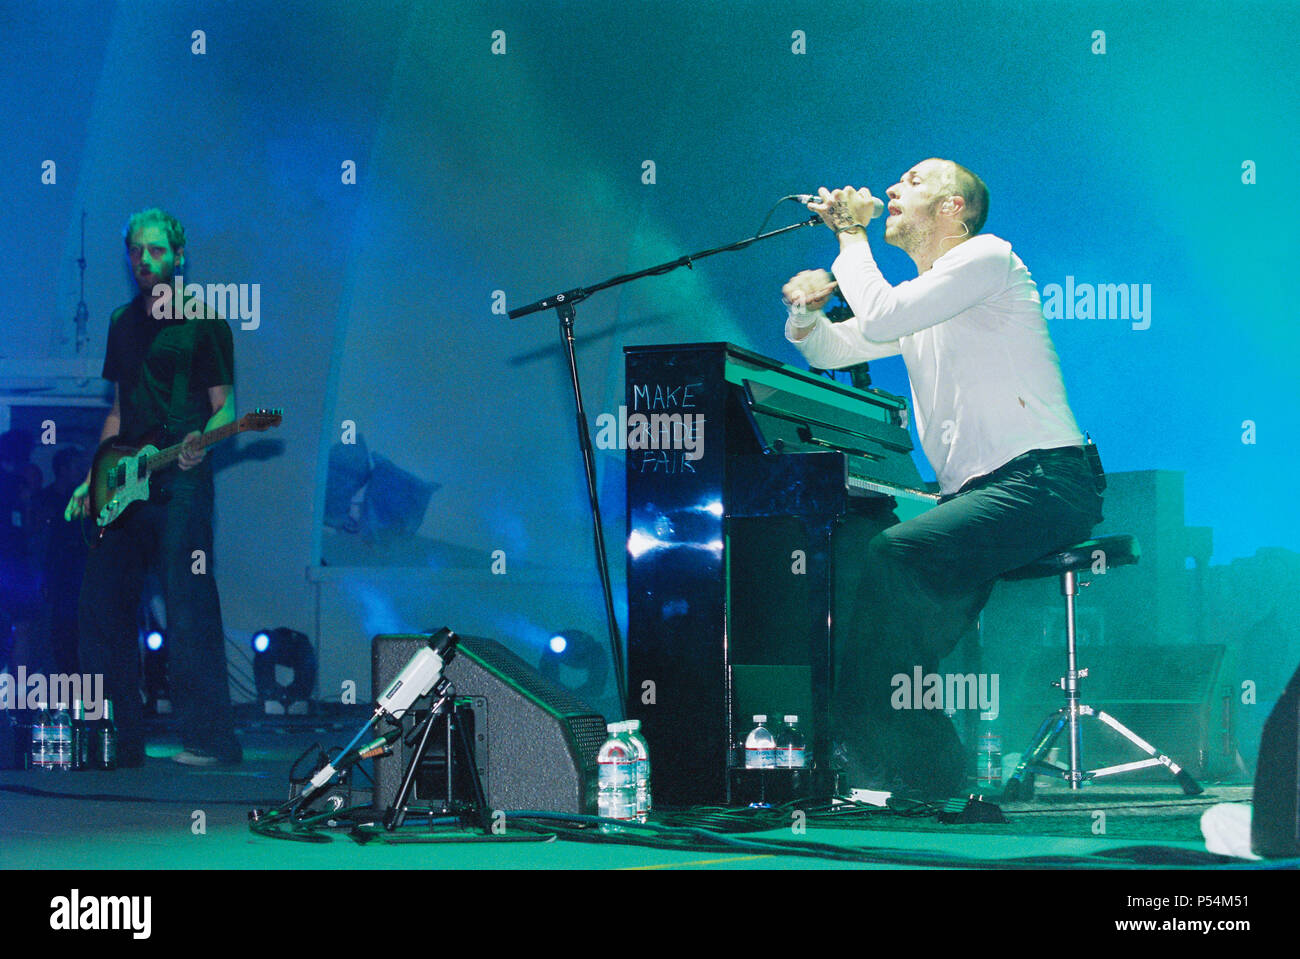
[251,627,317,715]
[140,626,171,715]
[538,628,608,705]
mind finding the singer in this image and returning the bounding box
[783,158,1103,798]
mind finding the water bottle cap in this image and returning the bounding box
[753,714,767,723]
[606,722,621,732]
[625,719,641,730]
[784,715,798,723]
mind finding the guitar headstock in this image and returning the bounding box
[239,408,284,432]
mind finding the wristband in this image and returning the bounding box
[787,304,821,330]
[835,223,867,236]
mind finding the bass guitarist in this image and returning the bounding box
[65,208,242,767]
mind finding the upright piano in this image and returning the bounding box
[624,342,938,806]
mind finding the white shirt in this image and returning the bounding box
[785,233,1083,495]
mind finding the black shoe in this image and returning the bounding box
[830,738,955,801]
[173,740,242,766]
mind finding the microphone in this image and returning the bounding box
[794,193,885,220]
[374,627,459,721]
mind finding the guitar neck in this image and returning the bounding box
[148,421,243,471]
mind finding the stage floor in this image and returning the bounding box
[6,714,1295,948]
[0,713,1273,872]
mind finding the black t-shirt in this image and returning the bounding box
[102,295,235,445]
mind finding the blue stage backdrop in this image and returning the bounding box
[3,1,1295,693]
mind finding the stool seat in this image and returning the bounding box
[1002,534,1139,582]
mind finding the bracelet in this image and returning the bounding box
[788,307,820,330]
[835,223,866,235]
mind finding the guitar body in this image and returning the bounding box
[89,433,162,533]
[85,410,281,541]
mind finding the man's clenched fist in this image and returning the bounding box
[783,268,838,314]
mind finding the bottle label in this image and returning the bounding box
[977,733,1001,786]
[31,724,52,768]
[598,759,637,820]
[745,746,776,769]
[778,746,806,768]
[598,794,637,820]
[51,727,72,769]
[98,730,118,769]
[598,759,634,787]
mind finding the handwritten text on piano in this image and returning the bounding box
[598,381,706,473]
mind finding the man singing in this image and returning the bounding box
[66,208,242,767]
[783,158,1103,797]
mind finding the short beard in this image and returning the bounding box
[887,218,936,256]
[139,265,177,294]
[888,196,947,255]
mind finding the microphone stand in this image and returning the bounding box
[509,213,825,716]
[73,209,89,354]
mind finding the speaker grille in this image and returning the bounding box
[371,634,605,815]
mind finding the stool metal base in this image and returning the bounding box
[1002,702,1203,800]
[1000,560,1203,802]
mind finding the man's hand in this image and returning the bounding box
[783,269,838,314]
[178,431,205,471]
[64,479,90,522]
[806,185,878,236]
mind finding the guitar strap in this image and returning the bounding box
[163,300,194,447]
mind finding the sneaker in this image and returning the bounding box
[828,738,939,801]
[171,748,221,767]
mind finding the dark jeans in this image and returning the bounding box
[831,445,1104,794]
[77,465,240,764]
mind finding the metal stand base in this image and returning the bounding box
[383,681,491,833]
[1001,702,1203,801]
[1001,567,1203,802]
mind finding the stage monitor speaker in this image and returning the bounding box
[1252,662,1300,858]
[370,634,606,816]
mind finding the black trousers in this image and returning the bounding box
[77,465,240,764]
[831,445,1104,794]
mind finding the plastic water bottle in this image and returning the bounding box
[2,709,19,768]
[72,700,90,771]
[775,715,808,768]
[49,703,73,771]
[976,712,1001,789]
[622,719,652,821]
[93,699,119,771]
[597,723,637,823]
[744,715,777,769]
[29,701,53,770]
